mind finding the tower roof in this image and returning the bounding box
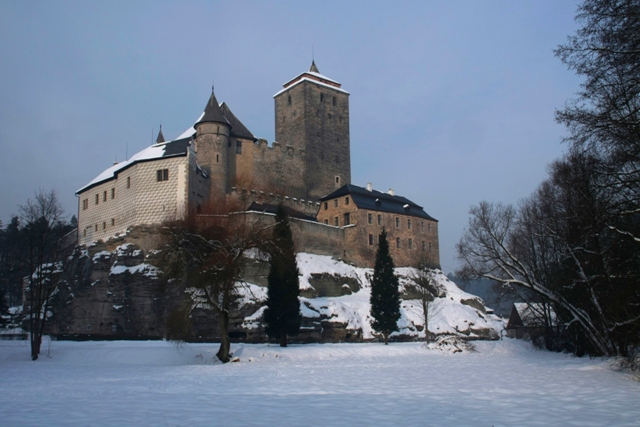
[275,61,349,97]
[220,102,257,142]
[155,126,165,144]
[195,88,230,127]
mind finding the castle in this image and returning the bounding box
[76,62,440,268]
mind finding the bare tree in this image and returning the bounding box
[410,252,441,343]
[20,189,67,360]
[162,198,271,362]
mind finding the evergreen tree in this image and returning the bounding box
[264,205,301,347]
[370,228,401,345]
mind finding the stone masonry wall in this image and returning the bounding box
[275,79,351,201]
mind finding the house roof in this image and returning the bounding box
[274,61,349,97]
[195,89,229,127]
[220,102,257,142]
[507,303,557,328]
[320,184,438,221]
[76,137,191,195]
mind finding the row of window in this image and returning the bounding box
[83,218,116,237]
[82,170,169,211]
[368,234,433,251]
[286,94,338,106]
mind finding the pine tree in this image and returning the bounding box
[370,228,401,345]
[264,205,301,347]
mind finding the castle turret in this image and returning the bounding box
[156,125,165,144]
[195,87,231,196]
[274,61,351,201]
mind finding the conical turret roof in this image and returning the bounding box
[195,87,230,127]
[310,60,319,73]
[220,102,256,142]
[155,126,165,144]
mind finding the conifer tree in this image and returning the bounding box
[370,228,401,345]
[264,205,301,347]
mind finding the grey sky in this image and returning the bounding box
[0,0,581,273]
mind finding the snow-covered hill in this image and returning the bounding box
[241,253,504,341]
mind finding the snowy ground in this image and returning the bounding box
[1,339,638,426]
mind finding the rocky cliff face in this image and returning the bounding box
[49,241,503,343]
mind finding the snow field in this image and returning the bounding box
[1,339,638,427]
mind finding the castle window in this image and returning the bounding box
[112,325,117,332]
[127,177,131,189]
[94,224,98,232]
[428,223,432,233]
[345,197,349,205]
[368,213,372,224]
[408,238,413,249]
[111,188,115,199]
[111,218,115,226]
[421,221,424,232]
[95,194,99,205]
[216,154,220,163]
[395,217,400,228]
[396,238,401,248]
[334,216,339,226]
[408,219,412,230]
[288,95,291,105]
[83,229,86,237]
[344,212,350,225]
[422,241,426,251]
[429,242,432,252]
[335,176,340,185]
[236,141,242,154]
[324,219,328,225]
[216,126,219,135]
[103,191,107,202]
[82,199,88,210]
[369,234,374,245]
[320,93,324,102]
[334,199,338,207]
[87,324,91,331]
[333,96,336,106]
[157,169,169,182]
[102,221,106,230]
[324,202,328,210]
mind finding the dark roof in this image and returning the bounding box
[220,102,257,142]
[320,184,438,221]
[246,202,317,222]
[195,89,229,127]
[310,60,319,73]
[156,126,165,143]
[161,137,191,157]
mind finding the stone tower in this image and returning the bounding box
[195,88,231,196]
[274,61,351,201]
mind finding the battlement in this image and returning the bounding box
[229,186,320,217]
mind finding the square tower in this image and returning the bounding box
[274,61,351,201]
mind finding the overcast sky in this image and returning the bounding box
[0,0,582,273]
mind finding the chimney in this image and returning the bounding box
[366,182,373,192]
[388,188,395,196]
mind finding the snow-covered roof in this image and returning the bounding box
[274,76,350,97]
[76,137,191,194]
[512,303,557,327]
[177,112,203,139]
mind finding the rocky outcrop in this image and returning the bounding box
[50,239,503,343]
